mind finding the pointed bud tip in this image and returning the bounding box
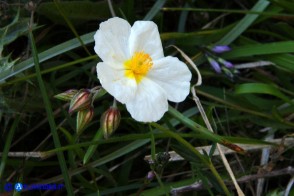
[207,56,221,73]
[224,61,233,68]
[101,107,121,139]
[54,89,78,101]
[69,89,92,113]
[76,107,94,134]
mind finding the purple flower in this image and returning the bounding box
[207,56,221,73]
[219,58,234,68]
[211,45,231,53]
[146,171,155,181]
[223,61,233,68]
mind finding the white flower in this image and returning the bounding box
[94,17,192,122]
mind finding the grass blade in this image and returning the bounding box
[223,41,294,58]
[168,106,245,154]
[143,0,167,20]
[151,122,231,195]
[0,32,94,82]
[0,115,20,179]
[217,0,270,45]
[28,17,74,195]
[235,83,291,103]
[37,140,150,185]
[83,128,103,164]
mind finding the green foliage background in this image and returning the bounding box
[0,0,293,195]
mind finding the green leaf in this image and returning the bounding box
[0,11,31,47]
[235,83,291,102]
[37,1,112,25]
[217,0,270,45]
[161,29,227,46]
[0,31,95,82]
[29,24,74,195]
[272,0,294,12]
[171,142,204,163]
[143,0,167,20]
[83,129,103,164]
[0,56,18,72]
[271,22,294,40]
[223,41,294,58]
[140,178,195,196]
[38,140,150,185]
[265,53,294,72]
[0,116,20,179]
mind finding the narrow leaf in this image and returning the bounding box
[217,0,270,45]
[143,0,167,20]
[235,83,291,102]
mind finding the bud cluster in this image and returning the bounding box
[54,87,98,134]
[204,45,237,79]
[54,87,121,137]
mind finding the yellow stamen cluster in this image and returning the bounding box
[124,52,153,83]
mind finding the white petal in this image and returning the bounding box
[126,78,168,122]
[147,56,192,102]
[94,17,131,66]
[96,62,137,103]
[129,21,164,60]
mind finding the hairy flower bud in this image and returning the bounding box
[101,107,121,139]
[54,89,78,101]
[76,107,94,134]
[69,89,92,113]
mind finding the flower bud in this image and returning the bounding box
[206,56,221,73]
[54,89,78,101]
[25,1,37,12]
[156,152,171,166]
[101,107,121,139]
[69,89,92,113]
[211,45,231,53]
[218,58,234,68]
[146,171,155,181]
[76,107,94,134]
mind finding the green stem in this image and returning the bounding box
[149,124,156,161]
[168,106,223,142]
[0,115,21,179]
[208,164,231,196]
[150,122,230,195]
[149,124,168,196]
[154,171,169,196]
[197,89,294,127]
[83,128,103,164]
[54,0,91,56]
[28,16,74,195]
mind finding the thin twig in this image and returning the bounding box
[0,152,48,158]
[144,137,294,163]
[256,131,274,196]
[234,61,273,69]
[191,87,245,196]
[168,45,202,86]
[171,167,294,194]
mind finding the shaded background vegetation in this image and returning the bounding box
[0,0,294,195]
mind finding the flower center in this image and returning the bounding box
[124,52,153,83]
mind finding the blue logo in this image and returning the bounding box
[4,183,13,191]
[14,183,23,192]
